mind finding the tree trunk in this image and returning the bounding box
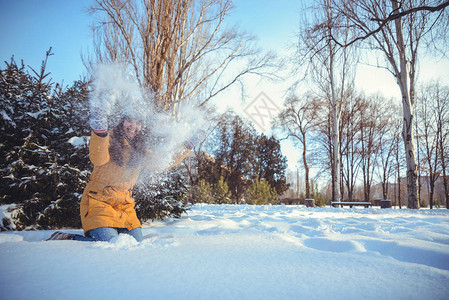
[332,98,341,203]
[397,146,402,209]
[303,144,310,199]
[393,175,396,206]
[392,0,419,209]
[330,51,340,203]
[297,168,301,200]
[382,181,388,200]
[443,172,449,209]
[437,93,449,208]
[429,179,435,209]
[340,158,345,201]
[398,173,402,209]
[441,150,449,209]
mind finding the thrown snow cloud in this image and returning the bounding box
[89,63,209,170]
[89,63,150,123]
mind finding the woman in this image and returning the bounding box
[47,106,200,242]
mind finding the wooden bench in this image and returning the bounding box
[331,201,372,208]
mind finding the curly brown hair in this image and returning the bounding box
[109,119,146,169]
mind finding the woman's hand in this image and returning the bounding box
[90,105,108,136]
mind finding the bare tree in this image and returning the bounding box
[375,99,402,201]
[314,103,335,194]
[435,83,449,208]
[85,0,278,112]
[275,93,321,199]
[295,0,358,202]
[340,92,362,201]
[357,95,386,202]
[327,0,449,208]
[416,81,449,208]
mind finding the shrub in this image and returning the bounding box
[211,176,232,204]
[191,179,213,204]
[191,176,232,204]
[310,180,328,207]
[247,177,279,205]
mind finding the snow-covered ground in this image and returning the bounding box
[1,204,449,300]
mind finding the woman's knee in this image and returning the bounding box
[87,227,118,242]
[127,227,143,242]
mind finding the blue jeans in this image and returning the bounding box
[71,227,143,242]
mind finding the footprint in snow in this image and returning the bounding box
[289,224,323,238]
[362,239,449,271]
[142,233,176,247]
[303,237,366,253]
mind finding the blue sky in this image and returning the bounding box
[0,0,300,85]
[0,0,93,84]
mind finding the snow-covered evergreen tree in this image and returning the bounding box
[134,168,189,222]
[0,55,91,229]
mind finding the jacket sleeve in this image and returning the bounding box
[166,146,191,170]
[89,131,110,166]
[143,145,191,171]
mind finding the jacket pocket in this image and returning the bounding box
[89,188,127,207]
[87,192,119,218]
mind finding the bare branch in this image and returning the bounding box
[331,0,449,48]
[85,0,278,113]
[371,0,449,22]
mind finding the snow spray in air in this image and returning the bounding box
[89,63,209,170]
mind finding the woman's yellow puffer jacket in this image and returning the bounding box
[80,131,190,234]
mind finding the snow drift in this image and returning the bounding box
[1,204,449,300]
